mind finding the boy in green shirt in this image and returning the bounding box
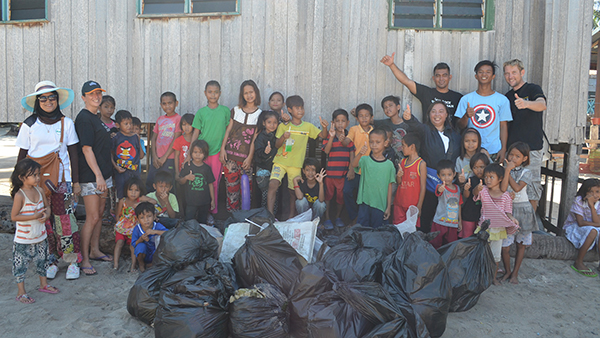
[351,128,397,228]
[267,95,328,219]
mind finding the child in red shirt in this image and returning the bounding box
[172,114,194,209]
[393,133,427,227]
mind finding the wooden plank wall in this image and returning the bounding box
[0,0,591,144]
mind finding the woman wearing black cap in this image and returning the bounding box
[75,81,114,275]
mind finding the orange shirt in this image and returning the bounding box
[347,125,373,174]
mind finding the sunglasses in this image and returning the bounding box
[38,94,58,103]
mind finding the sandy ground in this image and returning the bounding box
[0,228,599,337]
[1,125,600,337]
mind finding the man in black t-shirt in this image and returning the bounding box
[503,59,547,212]
[380,53,463,122]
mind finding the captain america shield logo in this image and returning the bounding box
[470,104,495,128]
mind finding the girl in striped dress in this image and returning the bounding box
[474,163,519,285]
[10,159,58,304]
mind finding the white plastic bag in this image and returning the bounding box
[394,205,419,238]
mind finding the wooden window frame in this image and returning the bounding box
[0,0,48,24]
[388,0,494,31]
[136,0,240,18]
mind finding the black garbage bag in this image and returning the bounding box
[306,282,401,338]
[320,230,384,283]
[437,220,494,312]
[201,257,239,295]
[233,225,305,296]
[229,283,289,338]
[153,220,219,270]
[289,263,338,337]
[161,261,209,290]
[224,207,275,230]
[127,264,175,325]
[363,289,430,338]
[382,233,451,338]
[155,274,231,338]
[341,225,403,256]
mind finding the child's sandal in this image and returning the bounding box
[16,294,35,304]
[38,285,59,294]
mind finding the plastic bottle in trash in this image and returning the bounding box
[282,126,292,156]
[241,171,251,210]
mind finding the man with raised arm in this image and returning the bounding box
[381,52,463,122]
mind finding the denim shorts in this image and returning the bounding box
[80,177,113,197]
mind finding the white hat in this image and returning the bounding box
[21,81,75,112]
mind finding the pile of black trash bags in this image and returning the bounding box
[127,209,495,338]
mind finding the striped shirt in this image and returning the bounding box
[322,135,355,178]
[14,187,47,244]
[474,186,517,234]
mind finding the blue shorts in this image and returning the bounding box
[134,241,155,263]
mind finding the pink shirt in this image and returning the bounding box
[153,114,181,159]
[474,186,518,234]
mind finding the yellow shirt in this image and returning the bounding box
[347,125,373,174]
[273,121,321,168]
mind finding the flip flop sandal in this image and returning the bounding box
[81,266,98,276]
[16,294,35,304]
[90,255,113,262]
[571,265,598,277]
[38,285,60,294]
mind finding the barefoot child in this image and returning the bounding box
[429,160,462,248]
[10,159,57,304]
[131,202,168,272]
[474,163,519,285]
[393,133,427,227]
[563,179,600,277]
[500,142,538,284]
[113,177,156,271]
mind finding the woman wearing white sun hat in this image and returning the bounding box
[16,80,82,280]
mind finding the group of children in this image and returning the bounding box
[11,77,600,304]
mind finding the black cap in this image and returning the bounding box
[81,81,106,95]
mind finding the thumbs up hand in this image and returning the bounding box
[458,168,466,184]
[380,52,396,67]
[466,102,475,118]
[402,104,411,121]
[514,93,528,109]
[185,170,195,181]
[319,116,329,129]
[265,141,272,154]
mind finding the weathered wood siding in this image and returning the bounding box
[0,0,591,144]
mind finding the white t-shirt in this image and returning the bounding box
[438,130,449,152]
[15,117,79,182]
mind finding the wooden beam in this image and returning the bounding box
[558,143,580,231]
